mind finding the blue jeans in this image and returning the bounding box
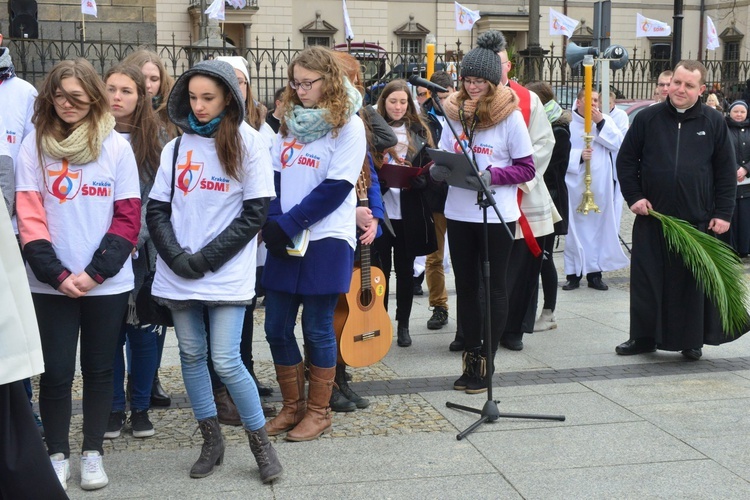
[112,323,159,412]
[171,305,265,431]
[264,290,339,368]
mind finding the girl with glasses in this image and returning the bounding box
[435,32,535,394]
[261,46,366,442]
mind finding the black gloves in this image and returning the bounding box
[262,220,293,259]
[409,173,428,190]
[188,252,212,274]
[171,252,205,279]
[430,163,451,182]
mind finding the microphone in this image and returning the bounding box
[408,75,448,94]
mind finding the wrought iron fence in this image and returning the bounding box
[4,31,750,108]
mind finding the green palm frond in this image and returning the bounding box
[649,209,750,335]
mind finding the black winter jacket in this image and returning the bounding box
[617,99,736,224]
[545,120,571,235]
[726,116,750,198]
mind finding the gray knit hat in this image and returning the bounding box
[460,31,506,85]
[167,59,245,132]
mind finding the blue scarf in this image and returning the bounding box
[187,110,226,137]
[283,78,362,143]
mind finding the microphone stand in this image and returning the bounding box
[431,91,565,441]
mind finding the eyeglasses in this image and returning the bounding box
[289,77,323,91]
[417,91,428,98]
[463,78,488,87]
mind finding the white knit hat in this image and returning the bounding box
[215,56,250,83]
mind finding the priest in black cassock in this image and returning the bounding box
[616,60,747,361]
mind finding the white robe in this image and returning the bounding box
[608,107,630,228]
[564,111,630,276]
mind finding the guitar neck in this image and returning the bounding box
[360,244,371,291]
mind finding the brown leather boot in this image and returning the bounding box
[264,363,306,436]
[213,387,241,426]
[285,364,335,442]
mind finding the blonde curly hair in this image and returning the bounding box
[280,46,352,138]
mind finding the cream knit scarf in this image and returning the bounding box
[442,86,519,131]
[42,113,116,164]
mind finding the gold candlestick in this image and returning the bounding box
[577,134,600,214]
[577,55,600,214]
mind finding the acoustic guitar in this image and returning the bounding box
[333,171,393,367]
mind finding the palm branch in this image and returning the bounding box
[649,209,750,335]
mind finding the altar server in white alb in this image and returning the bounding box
[563,88,629,291]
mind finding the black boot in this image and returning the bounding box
[329,384,357,412]
[465,349,492,394]
[150,372,171,407]
[190,416,225,478]
[247,427,283,483]
[453,348,477,390]
[397,321,412,347]
[250,368,273,397]
[336,364,369,409]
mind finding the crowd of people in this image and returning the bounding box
[1,27,749,496]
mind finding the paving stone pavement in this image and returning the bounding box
[36,207,750,499]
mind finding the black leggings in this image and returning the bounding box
[33,292,129,458]
[447,220,515,351]
[539,235,558,311]
[373,219,416,325]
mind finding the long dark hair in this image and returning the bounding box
[122,49,179,139]
[187,72,244,181]
[376,79,434,159]
[104,64,162,181]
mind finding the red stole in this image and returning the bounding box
[508,81,541,257]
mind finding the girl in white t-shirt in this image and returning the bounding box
[375,79,437,348]
[434,33,535,394]
[102,63,163,441]
[15,58,142,491]
[261,46,366,442]
[146,60,281,483]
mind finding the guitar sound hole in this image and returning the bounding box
[359,288,373,308]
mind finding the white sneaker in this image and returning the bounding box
[50,453,69,491]
[80,451,109,490]
[533,309,558,332]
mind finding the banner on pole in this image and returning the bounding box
[343,0,355,41]
[81,0,97,17]
[454,2,480,31]
[205,0,226,21]
[706,16,720,51]
[549,8,578,37]
[635,13,671,38]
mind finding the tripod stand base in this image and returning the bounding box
[446,400,566,441]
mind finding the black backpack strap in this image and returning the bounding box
[169,136,182,203]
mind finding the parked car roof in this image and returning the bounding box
[615,99,655,123]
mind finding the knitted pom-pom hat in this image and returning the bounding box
[460,30,506,85]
